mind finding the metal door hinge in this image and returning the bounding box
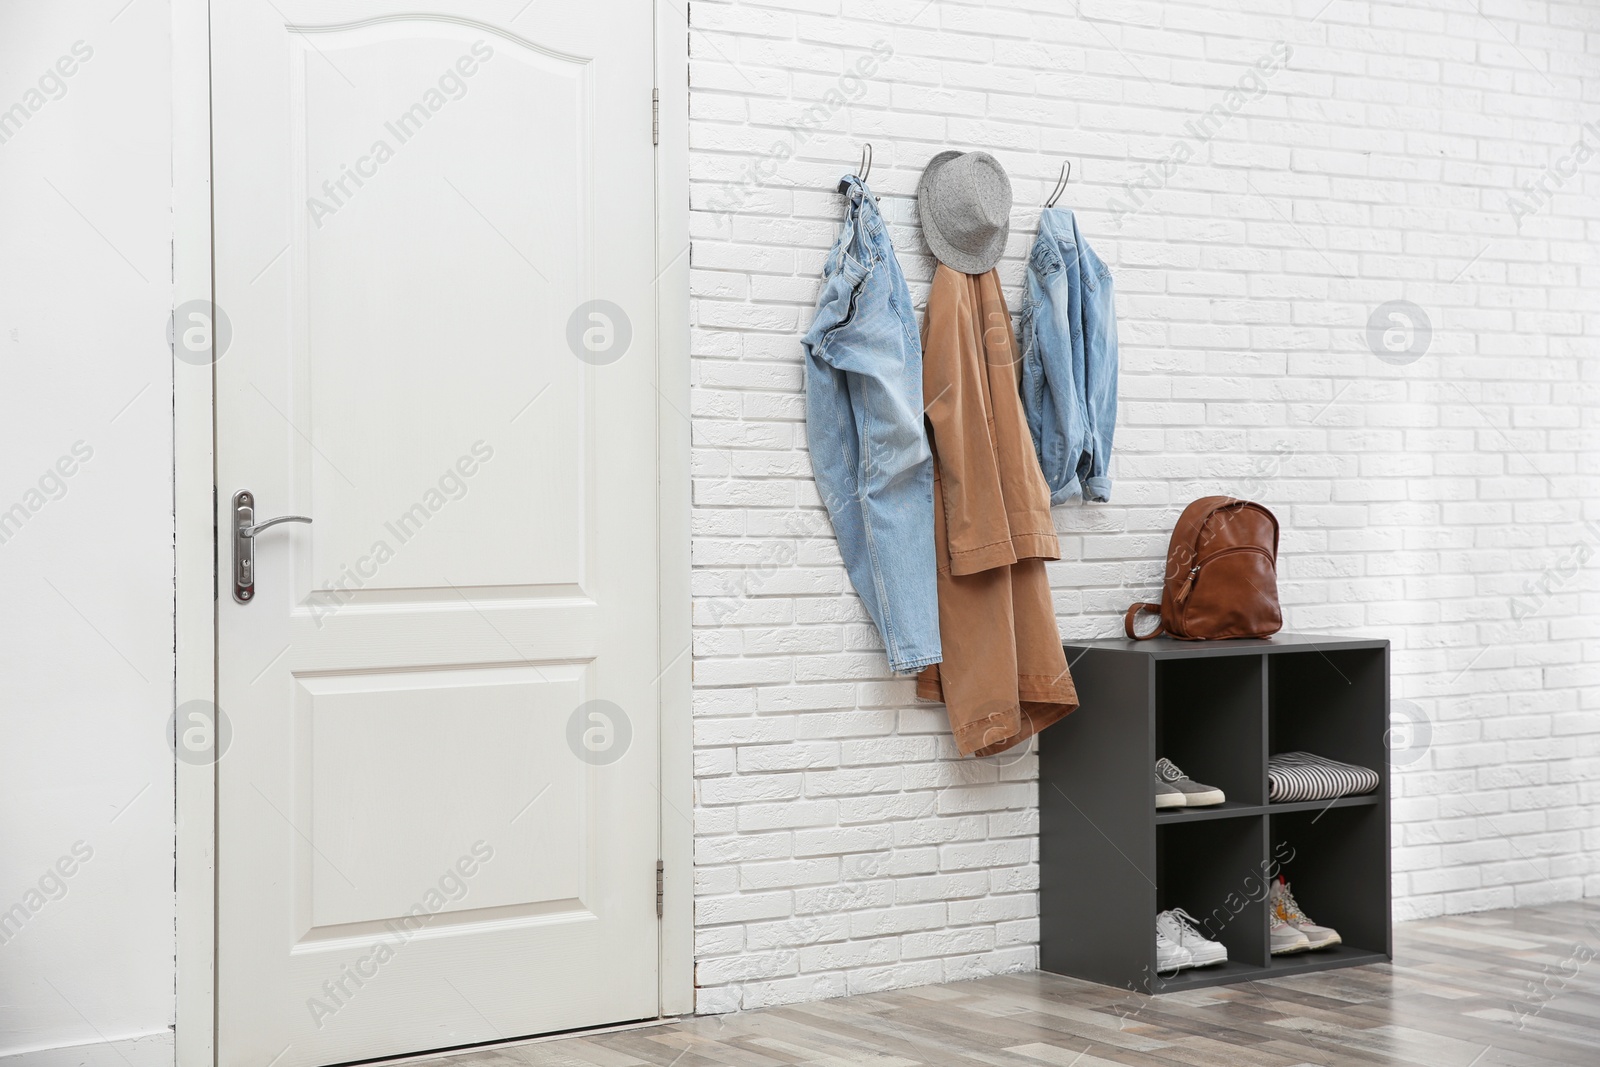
[652,89,660,146]
[656,860,664,917]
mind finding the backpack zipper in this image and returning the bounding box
[1174,544,1274,605]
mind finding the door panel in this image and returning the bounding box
[296,665,588,931]
[291,20,590,595]
[213,3,659,1064]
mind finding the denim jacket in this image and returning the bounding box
[800,177,942,673]
[1018,207,1119,504]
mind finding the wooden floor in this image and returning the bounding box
[410,901,1600,1067]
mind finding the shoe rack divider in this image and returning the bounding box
[1039,634,1392,993]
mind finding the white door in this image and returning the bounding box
[211,3,660,1064]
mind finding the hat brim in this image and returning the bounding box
[917,150,1010,275]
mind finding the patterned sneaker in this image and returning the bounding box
[1270,912,1312,954]
[1270,876,1341,950]
[1155,908,1228,968]
[1155,758,1226,807]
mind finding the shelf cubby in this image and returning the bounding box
[1157,653,1265,806]
[1268,803,1390,962]
[1157,816,1268,970]
[1040,634,1392,993]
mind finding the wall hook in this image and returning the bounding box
[839,142,873,193]
[1045,160,1072,209]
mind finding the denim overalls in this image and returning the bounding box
[1019,206,1119,504]
[801,176,941,673]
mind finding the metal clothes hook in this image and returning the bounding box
[839,143,873,194]
[1045,160,1071,209]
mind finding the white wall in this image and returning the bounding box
[0,1,175,1062]
[687,0,1600,1012]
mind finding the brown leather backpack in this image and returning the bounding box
[1124,496,1283,640]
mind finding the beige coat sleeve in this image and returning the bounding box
[922,267,1019,577]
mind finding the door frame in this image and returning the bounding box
[171,3,693,1063]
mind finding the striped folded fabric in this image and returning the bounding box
[1267,751,1380,803]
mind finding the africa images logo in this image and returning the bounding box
[306,842,495,1028]
[1366,300,1432,366]
[306,41,495,228]
[309,442,494,626]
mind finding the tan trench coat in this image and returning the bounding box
[915,265,1078,756]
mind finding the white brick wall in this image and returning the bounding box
[687,0,1600,1012]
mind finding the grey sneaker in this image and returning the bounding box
[1155,758,1226,807]
[1270,912,1312,954]
[1155,908,1228,968]
[1155,773,1185,809]
[1270,877,1341,950]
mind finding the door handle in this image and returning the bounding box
[233,490,311,603]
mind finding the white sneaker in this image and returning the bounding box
[1270,877,1341,950]
[1155,908,1228,968]
[1156,929,1193,972]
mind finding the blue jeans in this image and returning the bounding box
[1019,207,1119,504]
[801,177,941,673]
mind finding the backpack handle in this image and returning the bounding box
[1124,602,1165,640]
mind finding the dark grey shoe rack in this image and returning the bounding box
[1039,634,1392,993]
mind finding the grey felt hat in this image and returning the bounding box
[916,150,1013,274]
